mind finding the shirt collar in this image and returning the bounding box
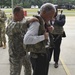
[39,15,45,25]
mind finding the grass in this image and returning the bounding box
[58,9,75,16]
[2,8,75,18]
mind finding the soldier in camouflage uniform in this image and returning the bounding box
[0,9,7,48]
[6,6,31,75]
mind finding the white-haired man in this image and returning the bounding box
[23,3,56,75]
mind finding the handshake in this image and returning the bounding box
[46,25,54,32]
[44,23,54,40]
[45,22,54,32]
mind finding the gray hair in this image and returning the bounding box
[40,3,56,14]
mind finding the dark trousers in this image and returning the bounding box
[30,53,49,75]
[49,34,62,63]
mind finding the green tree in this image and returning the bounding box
[0,0,75,8]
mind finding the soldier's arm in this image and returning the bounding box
[21,17,39,29]
[6,22,17,36]
[0,11,7,22]
[28,17,39,23]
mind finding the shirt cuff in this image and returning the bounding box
[38,35,45,42]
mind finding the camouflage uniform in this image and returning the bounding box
[6,19,31,75]
[0,9,7,47]
[7,14,13,25]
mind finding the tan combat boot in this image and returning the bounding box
[0,41,3,47]
[3,43,6,49]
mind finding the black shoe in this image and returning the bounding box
[54,62,58,68]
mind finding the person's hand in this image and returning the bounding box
[52,18,55,21]
[44,31,49,40]
[47,25,54,32]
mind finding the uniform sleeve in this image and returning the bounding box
[23,21,45,45]
[6,26,9,36]
[0,11,7,22]
[6,22,17,36]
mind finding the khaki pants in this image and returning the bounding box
[0,24,6,44]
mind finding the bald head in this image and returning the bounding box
[40,3,56,23]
